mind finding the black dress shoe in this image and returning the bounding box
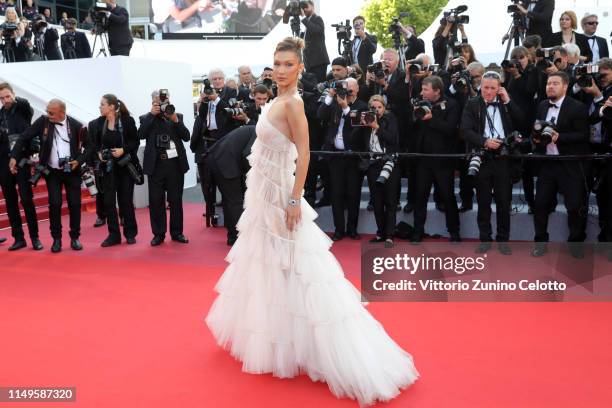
[449,233,462,243]
[384,239,394,248]
[0,237,6,244]
[71,239,83,251]
[459,205,473,213]
[498,243,512,255]
[403,204,414,214]
[93,217,106,227]
[528,205,534,215]
[51,239,62,253]
[314,199,330,208]
[101,236,121,247]
[436,203,446,213]
[126,237,136,245]
[367,203,374,211]
[331,232,344,241]
[227,236,237,246]
[475,242,492,253]
[369,236,385,243]
[347,232,361,240]
[31,238,43,251]
[410,233,423,244]
[172,234,189,244]
[531,243,548,257]
[150,236,164,246]
[8,239,27,251]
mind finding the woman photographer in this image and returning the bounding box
[88,94,139,247]
[361,95,400,248]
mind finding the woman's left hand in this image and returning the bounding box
[285,204,302,232]
[111,148,124,158]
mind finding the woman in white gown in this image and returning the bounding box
[205,37,419,406]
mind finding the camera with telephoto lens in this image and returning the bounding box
[367,61,389,80]
[158,89,175,116]
[29,163,50,186]
[1,22,18,40]
[285,0,308,17]
[89,2,110,32]
[317,80,350,99]
[332,19,352,42]
[440,5,469,25]
[224,98,245,116]
[116,153,144,185]
[58,156,73,173]
[388,12,410,42]
[501,59,522,71]
[452,69,472,92]
[467,150,484,177]
[156,134,171,149]
[377,155,396,185]
[533,120,556,146]
[507,0,527,28]
[535,47,557,70]
[499,131,523,156]
[411,97,433,120]
[573,64,601,89]
[406,59,425,76]
[349,109,376,127]
[78,164,98,197]
[200,77,214,96]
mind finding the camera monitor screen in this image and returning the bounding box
[150,0,286,35]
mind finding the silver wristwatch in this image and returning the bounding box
[288,198,300,207]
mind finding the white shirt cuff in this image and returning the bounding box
[325,95,333,105]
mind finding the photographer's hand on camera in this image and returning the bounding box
[484,138,503,150]
[150,103,161,116]
[8,158,17,175]
[336,94,349,110]
[111,148,124,158]
[581,78,602,99]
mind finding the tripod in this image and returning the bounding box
[502,19,525,60]
[290,15,301,38]
[92,30,110,57]
[1,40,16,63]
[338,38,353,66]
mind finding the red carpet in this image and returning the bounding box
[1,203,611,407]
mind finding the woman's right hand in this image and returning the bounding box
[98,152,106,162]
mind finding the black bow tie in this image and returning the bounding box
[548,102,559,109]
[53,122,64,126]
[486,102,498,108]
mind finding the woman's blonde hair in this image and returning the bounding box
[368,94,386,109]
[560,11,577,30]
[275,37,305,63]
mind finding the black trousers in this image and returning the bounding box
[413,158,460,236]
[307,64,328,83]
[458,159,476,206]
[366,162,400,239]
[198,162,218,217]
[328,157,362,235]
[534,162,588,242]
[95,185,106,219]
[211,167,245,241]
[475,158,513,242]
[102,166,137,240]
[109,45,131,56]
[0,165,39,240]
[45,168,82,240]
[603,160,612,242]
[148,158,184,238]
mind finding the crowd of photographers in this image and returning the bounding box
[0,0,132,62]
[1,0,612,260]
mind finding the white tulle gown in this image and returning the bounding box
[205,95,419,406]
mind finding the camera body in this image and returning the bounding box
[501,59,522,71]
[332,20,352,42]
[411,97,433,120]
[156,133,171,150]
[224,98,245,116]
[1,22,18,40]
[535,47,557,70]
[158,89,175,116]
[406,59,425,76]
[317,80,350,99]
[440,5,469,25]
[100,148,114,173]
[572,64,601,89]
[286,0,307,18]
[30,163,50,186]
[367,61,389,80]
[452,69,473,92]
[533,120,556,146]
[58,156,73,173]
[500,131,523,156]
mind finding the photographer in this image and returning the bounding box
[528,46,573,105]
[317,78,367,241]
[514,0,554,42]
[87,94,139,247]
[0,82,40,251]
[300,0,330,82]
[360,95,400,248]
[351,15,377,74]
[32,15,62,60]
[102,0,133,56]
[233,84,270,126]
[9,99,87,253]
[401,24,425,61]
[60,18,92,59]
[461,72,526,254]
[139,89,190,246]
[448,61,484,102]
[411,75,461,243]
[236,65,255,102]
[0,9,31,62]
[531,72,590,258]
[432,20,468,67]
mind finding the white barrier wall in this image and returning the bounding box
[0,56,196,207]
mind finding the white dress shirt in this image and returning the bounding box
[49,118,71,169]
[586,36,600,63]
[483,100,506,140]
[207,98,220,130]
[545,96,564,155]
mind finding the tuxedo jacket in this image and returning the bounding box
[205,125,257,179]
[11,115,86,167]
[301,14,330,69]
[38,28,62,60]
[354,33,377,73]
[106,6,134,48]
[317,98,368,152]
[461,97,526,150]
[585,35,609,60]
[413,97,461,154]
[525,0,554,42]
[533,96,590,156]
[404,35,425,61]
[138,113,190,175]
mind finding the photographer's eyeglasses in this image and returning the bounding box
[483,71,502,80]
[585,21,599,26]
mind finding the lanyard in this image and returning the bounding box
[485,105,501,139]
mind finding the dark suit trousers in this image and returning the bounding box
[329,157,362,234]
[109,45,131,56]
[0,165,39,240]
[102,166,137,240]
[534,162,587,242]
[212,168,244,241]
[366,162,400,239]
[198,162,217,216]
[307,64,328,83]
[604,160,612,241]
[413,158,459,235]
[148,158,184,238]
[475,158,513,242]
[45,168,82,240]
